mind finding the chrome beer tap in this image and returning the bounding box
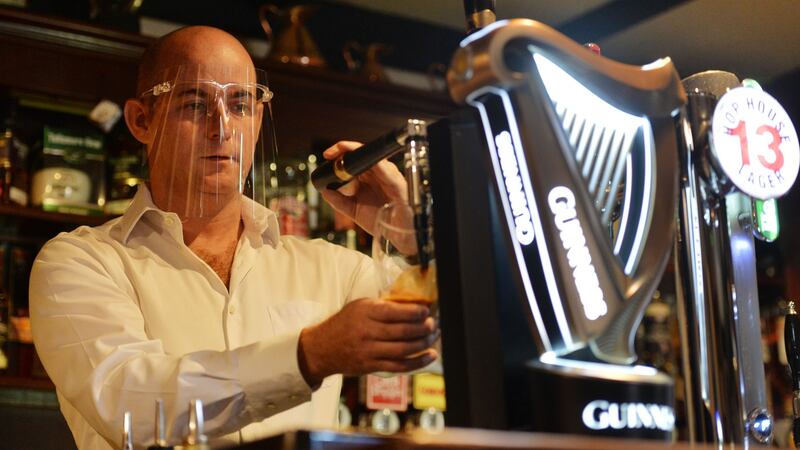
[401,120,433,268]
[311,119,433,266]
[674,71,799,447]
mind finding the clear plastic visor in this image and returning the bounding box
[139,65,277,219]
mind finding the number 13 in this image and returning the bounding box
[727,120,784,171]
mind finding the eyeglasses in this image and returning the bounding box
[140,80,273,119]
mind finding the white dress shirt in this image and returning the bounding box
[29,185,377,449]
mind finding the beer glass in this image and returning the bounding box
[371,202,437,307]
[372,202,440,376]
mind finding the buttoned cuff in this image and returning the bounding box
[237,331,313,420]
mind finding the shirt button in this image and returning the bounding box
[266,402,275,409]
[289,393,298,401]
[165,217,175,226]
[229,305,236,315]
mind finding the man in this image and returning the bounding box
[30,26,437,449]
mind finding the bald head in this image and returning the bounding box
[137,26,256,95]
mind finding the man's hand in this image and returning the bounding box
[297,298,438,386]
[319,141,408,236]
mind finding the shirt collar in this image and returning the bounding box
[116,184,162,244]
[117,185,281,247]
[240,194,281,248]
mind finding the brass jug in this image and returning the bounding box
[259,4,327,68]
[343,41,392,82]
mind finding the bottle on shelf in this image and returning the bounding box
[0,245,8,374]
[268,158,309,238]
[0,98,30,207]
[105,122,145,215]
[306,154,321,236]
[0,128,13,204]
[635,290,676,373]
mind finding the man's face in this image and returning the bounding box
[144,64,266,214]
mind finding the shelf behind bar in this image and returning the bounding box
[0,7,455,114]
[0,203,114,227]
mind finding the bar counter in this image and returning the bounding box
[237,428,747,450]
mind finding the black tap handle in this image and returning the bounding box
[794,417,800,449]
[786,302,800,391]
[311,126,408,192]
[785,301,800,448]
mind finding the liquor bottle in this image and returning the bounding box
[6,245,34,378]
[0,98,32,207]
[0,246,8,375]
[105,123,145,215]
[318,210,358,251]
[269,159,309,238]
[636,290,675,372]
[0,129,13,204]
[8,114,30,207]
[306,154,321,236]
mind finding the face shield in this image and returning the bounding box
[138,65,277,219]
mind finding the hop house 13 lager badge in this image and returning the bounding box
[711,84,800,199]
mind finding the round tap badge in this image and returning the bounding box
[711,86,800,200]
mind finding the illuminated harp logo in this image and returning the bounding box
[448,19,685,364]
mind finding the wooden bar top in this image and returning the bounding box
[235,428,768,450]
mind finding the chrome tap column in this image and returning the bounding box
[674,71,799,446]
